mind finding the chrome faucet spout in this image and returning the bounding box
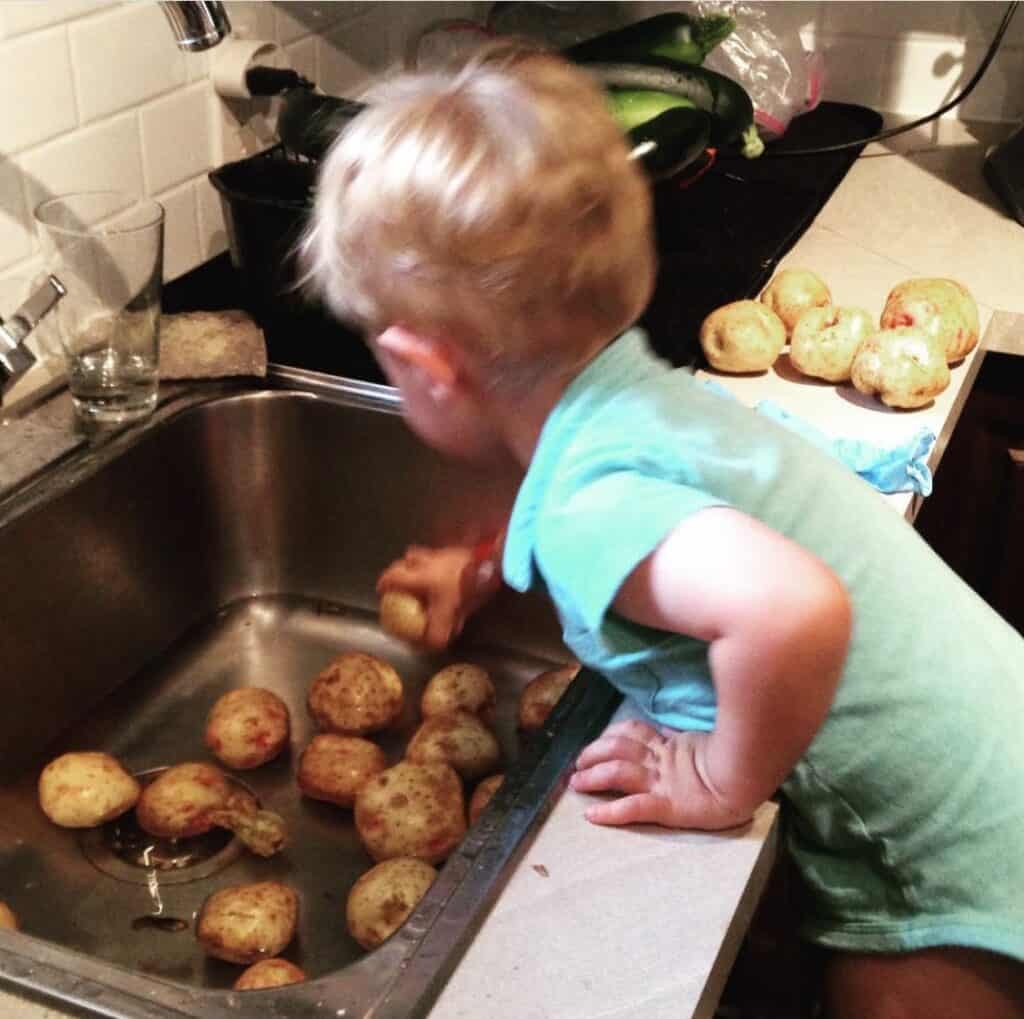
[0,275,66,401]
[158,1,231,52]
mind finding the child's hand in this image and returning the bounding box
[569,719,755,831]
[377,542,503,652]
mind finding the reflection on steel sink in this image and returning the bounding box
[0,372,619,1019]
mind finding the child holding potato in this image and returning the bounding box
[300,46,1024,1018]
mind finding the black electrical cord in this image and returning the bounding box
[765,0,1019,157]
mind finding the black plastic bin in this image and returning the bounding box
[209,146,385,382]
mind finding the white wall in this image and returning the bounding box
[1,1,1021,396]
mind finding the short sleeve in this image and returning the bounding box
[534,470,729,633]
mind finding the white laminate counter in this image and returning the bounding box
[3,117,1024,1019]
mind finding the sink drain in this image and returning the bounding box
[79,767,248,886]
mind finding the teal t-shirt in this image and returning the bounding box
[503,328,1024,959]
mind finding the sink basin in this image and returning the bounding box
[0,373,618,1018]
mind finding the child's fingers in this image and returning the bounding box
[575,733,655,771]
[583,793,668,827]
[570,760,652,796]
[597,719,663,745]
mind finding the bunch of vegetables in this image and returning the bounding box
[564,12,764,179]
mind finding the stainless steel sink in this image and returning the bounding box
[0,372,618,1019]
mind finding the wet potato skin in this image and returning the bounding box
[759,267,832,335]
[379,591,428,643]
[346,857,438,951]
[308,652,404,737]
[233,957,306,990]
[420,663,496,726]
[469,774,504,826]
[405,710,501,784]
[205,688,291,770]
[135,761,232,839]
[518,664,581,732]
[196,881,299,965]
[880,277,979,364]
[699,300,786,373]
[297,733,387,807]
[38,751,140,829]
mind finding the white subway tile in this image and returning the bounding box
[959,43,1024,122]
[276,2,371,46]
[20,112,145,213]
[961,1,1024,48]
[154,179,200,282]
[0,26,77,153]
[880,34,966,116]
[140,83,214,194]
[0,1,117,39]
[819,33,888,108]
[820,1,962,40]
[195,173,228,261]
[69,3,187,124]
[0,161,35,271]
[224,1,277,42]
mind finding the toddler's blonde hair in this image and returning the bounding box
[300,45,655,387]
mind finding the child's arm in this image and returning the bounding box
[377,531,505,651]
[570,506,852,830]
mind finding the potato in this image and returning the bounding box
[469,774,504,826]
[346,857,437,951]
[518,664,581,732]
[421,663,496,726]
[0,902,19,931]
[789,304,874,382]
[233,958,306,990]
[135,762,232,839]
[204,687,290,770]
[851,327,951,409]
[38,751,140,829]
[297,734,386,808]
[308,652,404,736]
[880,277,979,363]
[380,590,428,643]
[197,881,299,965]
[759,267,831,334]
[405,710,501,783]
[209,789,289,858]
[699,300,786,373]
[355,761,466,864]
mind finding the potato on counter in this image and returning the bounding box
[205,687,291,770]
[759,267,831,334]
[197,881,299,965]
[379,590,428,643]
[0,902,19,930]
[308,652,404,737]
[233,957,306,990]
[469,774,504,826]
[518,664,581,732]
[421,663,496,726]
[297,733,386,808]
[346,857,437,951]
[699,300,786,373]
[38,751,140,829]
[354,761,466,864]
[789,304,874,383]
[135,762,232,839]
[851,327,950,409]
[880,277,979,363]
[405,710,501,783]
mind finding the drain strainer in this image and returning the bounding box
[79,767,249,886]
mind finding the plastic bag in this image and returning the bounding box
[691,1,824,139]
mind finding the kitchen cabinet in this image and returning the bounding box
[915,351,1024,633]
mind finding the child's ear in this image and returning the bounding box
[376,325,458,398]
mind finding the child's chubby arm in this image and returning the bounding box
[570,506,852,831]
[377,531,505,651]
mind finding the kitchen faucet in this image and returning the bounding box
[159,1,231,52]
[0,276,66,402]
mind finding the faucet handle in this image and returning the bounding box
[0,274,66,396]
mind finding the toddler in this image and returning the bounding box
[301,46,1024,1018]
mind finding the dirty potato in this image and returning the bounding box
[880,277,979,363]
[468,774,504,826]
[346,857,437,951]
[789,305,874,382]
[204,688,290,770]
[380,591,428,643]
[354,761,466,864]
[0,902,18,930]
[518,664,581,732]
[421,663,496,726]
[197,881,299,965]
[405,711,500,784]
[308,652,404,736]
[297,733,387,808]
[851,326,951,409]
[699,300,786,373]
[135,762,232,839]
[38,751,140,829]
[233,957,306,990]
[209,789,289,858]
[759,267,831,334]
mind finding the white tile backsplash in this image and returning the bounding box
[1,0,1021,305]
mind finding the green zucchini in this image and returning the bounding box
[607,89,695,132]
[627,107,711,180]
[565,12,735,66]
[585,60,763,157]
